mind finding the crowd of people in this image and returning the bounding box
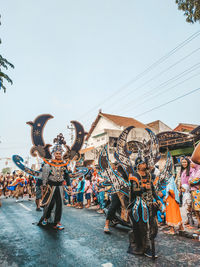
[60,158,200,236]
[1,156,199,233]
[0,150,199,258]
[0,172,36,203]
[155,156,200,235]
[63,166,112,213]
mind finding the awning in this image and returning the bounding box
[79,146,94,154]
[170,147,194,156]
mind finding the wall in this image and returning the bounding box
[87,116,121,148]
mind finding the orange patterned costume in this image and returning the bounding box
[165,178,182,227]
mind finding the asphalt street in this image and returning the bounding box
[0,198,199,267]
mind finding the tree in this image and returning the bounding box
[176,0,200,23]
[0,15,14,93]
[1,167,11,174]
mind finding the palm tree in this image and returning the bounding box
[0,15,14,93]
[0,55,14,92]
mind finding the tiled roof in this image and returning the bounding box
[147,120,172,132]
[86,112,147,141]
[174,123,198,131]
[101,113,147,128]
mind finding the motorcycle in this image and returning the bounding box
[103,193,132,229]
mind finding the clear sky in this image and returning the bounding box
[0,0,200,170]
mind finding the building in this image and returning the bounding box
[173,123,198,133]
[147,120,172,134]
[157,124,200,159]
[80,112,147,165]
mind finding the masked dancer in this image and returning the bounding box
[128,158,161,258]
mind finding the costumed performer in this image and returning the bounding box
[39,148,71,230]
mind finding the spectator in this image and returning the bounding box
[180,157,194,186]
[165,177,184,235]
[181,184,193,226]
[189,162,200,229]
[76,176,85,209]
[97,177,105,214]
[85,175,92,208]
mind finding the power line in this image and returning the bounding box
[83,71,200,129]
[78,30,200,122]
[117,62,200,114]
[108,47,200,113]
[122,70,200,115]
[83,63,200,128]
[134,88,200,118]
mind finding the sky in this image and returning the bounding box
[0,0,200,170]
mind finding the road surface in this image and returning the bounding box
[0,198,199,267]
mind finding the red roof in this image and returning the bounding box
[86,112,147,141]
[173,123,198,132]
[102,113,147,128]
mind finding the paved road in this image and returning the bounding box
[0,198,199,267]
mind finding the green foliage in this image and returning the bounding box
[176,0,200,23]
[0,15,14,93]
[1,167,11,174]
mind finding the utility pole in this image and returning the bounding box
[67,124,75,146]
[25,155,30,167]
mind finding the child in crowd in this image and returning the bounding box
[91,175,99,207]
[97,176,106,214]
[63,180,72,206]
[85,175,92,208]
[71,179,78,206]
[76,176,85,209]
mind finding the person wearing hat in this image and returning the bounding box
[128,157,161,258]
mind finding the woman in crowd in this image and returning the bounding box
[180,157,194,187]
[180,158,194,224]
[165,176,184,234]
